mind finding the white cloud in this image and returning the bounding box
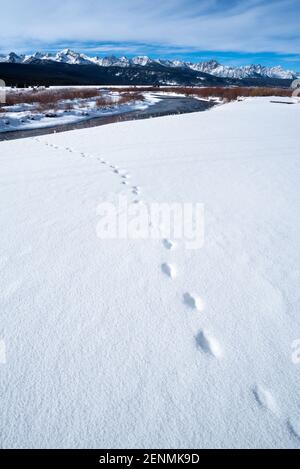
[0,0,299,53]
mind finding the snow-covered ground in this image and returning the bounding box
[0,98,299,449]
[0,90,159,133]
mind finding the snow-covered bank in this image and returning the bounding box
[0,90,159,133]
[0,98,299,448]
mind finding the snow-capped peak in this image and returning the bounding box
[0,52,25,64]
[131,56,153,66]
[0,49,298,79]
[189,60,297,80]
[54,49,92,65]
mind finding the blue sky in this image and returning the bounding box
[0,0,299,70]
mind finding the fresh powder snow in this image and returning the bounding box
[0,97,299,449]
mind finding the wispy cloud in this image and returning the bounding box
[0,0,299,65]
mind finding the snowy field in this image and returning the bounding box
[0,97,299,449]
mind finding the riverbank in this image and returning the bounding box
[0,95,215,141]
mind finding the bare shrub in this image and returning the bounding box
[105,86,292,102]
[62,102,74,112]
[36,102,59,113]
[118,92,145,105]
[95,96,114,108]
[6,88,100,107]
[165,86,292,101]
[96,92,145,109]
[4,88,145,114]
[188,86,292,101]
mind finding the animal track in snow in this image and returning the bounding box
[183,292,204,312]
[287,419,300,440]
[195,330,223,358]
[161,263,177,279]
[163,239,175,250]
[253,386,280,416]
[132,186,141,195]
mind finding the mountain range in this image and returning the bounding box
[0,49,297,88]
[0,49,298,80]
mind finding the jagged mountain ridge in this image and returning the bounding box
[0,49,298,79]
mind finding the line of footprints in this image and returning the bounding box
[160,243,223,360]
[34,137,300,442]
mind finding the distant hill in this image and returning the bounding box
[0,55,294,88]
